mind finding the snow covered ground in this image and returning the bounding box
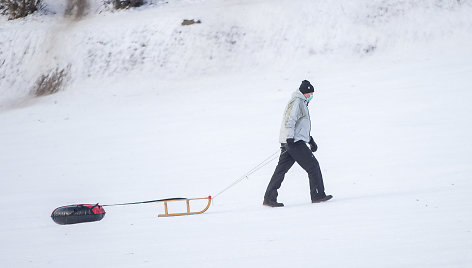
[1,0,472,267]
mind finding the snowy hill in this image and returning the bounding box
[1,0,472,267]
[2,0,472,102]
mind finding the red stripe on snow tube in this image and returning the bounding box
[51,204,105,225]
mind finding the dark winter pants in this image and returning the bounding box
[264,141,325,202]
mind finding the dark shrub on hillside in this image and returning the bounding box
[0,0,43,20]
[182,19,201,26]
[32,66,70,97]
[65,0,90,19]
[111,0,144,9]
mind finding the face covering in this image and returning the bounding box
[307,94,313,102]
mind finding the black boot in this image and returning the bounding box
[312,194,333,203]
[263,199,284,207]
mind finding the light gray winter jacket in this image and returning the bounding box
[279,91,311,143]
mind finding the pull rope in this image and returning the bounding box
[212,149,286,199]
[101,197,186,207]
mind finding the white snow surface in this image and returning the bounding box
[1,0,472,267]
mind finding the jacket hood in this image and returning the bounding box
[292,90,308,102]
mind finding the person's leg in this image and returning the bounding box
[288,142,326,200]
[264,147,295,202]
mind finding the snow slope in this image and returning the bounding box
[1,0,471,101]
[1,0,472,267]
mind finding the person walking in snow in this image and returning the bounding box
[263,80,332,207]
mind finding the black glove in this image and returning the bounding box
[283,138,295,151]
[309,136,318,152]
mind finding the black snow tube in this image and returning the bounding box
[51,204,105,225]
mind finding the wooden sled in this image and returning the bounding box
[156,196,212,217]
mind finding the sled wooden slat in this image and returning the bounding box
[156,196,211,217]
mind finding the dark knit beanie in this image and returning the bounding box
[299,80,314,94]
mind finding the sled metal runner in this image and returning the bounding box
[156,196,212,217]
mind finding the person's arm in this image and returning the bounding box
[284,99,302,142]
